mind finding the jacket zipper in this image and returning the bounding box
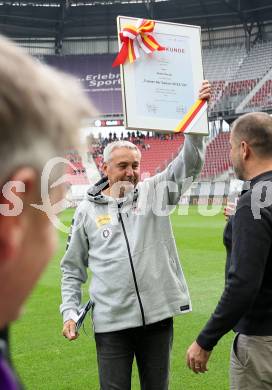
[118,207,146,327]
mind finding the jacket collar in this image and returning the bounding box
[241,170,272,195]
[87,176,139,205]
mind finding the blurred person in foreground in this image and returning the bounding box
[60,82,211,390]
[187,112,272,390]
[0,35,93,389]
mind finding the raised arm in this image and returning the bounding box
[145,81,211,206]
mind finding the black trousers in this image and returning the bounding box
[95,318,173,390]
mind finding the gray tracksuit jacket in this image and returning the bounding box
[60,134,205,333]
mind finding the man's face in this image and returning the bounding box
[230,130,244,180]
[103,147,141,194]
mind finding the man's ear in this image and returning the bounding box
[102,162,108,177]
[241,141,250,161]
[0,167,38,261]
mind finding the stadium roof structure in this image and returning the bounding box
[0,0,272,44]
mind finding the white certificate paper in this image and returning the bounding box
[117,16,208,134]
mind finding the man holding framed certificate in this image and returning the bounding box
[61,74,211,389]
[61,14,211,390]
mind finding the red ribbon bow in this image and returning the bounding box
[112,19,165,67]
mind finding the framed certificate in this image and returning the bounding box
[117,16,208,134]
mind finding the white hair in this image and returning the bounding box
[103,140,141,162]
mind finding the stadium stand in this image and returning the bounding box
[205,41,272,115]
[203,45,247,81]
[139,133,185,177]
[200,132,231,179]
[246,79,272,110]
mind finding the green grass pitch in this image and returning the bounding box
[11,205,233,389]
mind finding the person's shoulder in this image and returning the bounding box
[237,189,251,209]
[77,199,90,211]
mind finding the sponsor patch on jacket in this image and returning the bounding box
[101,227,112,240]
[96,215,112,228]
